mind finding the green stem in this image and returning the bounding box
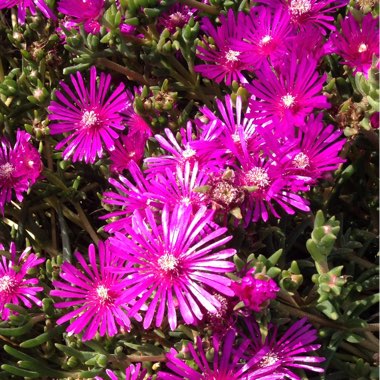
[346,252,377,269]
[180,0,220,15]
[73,202,99,245]
[316,260,329,275]
[127,354,166,363]
[95,58,152,85]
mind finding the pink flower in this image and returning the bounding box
[50,241,131,341]
[195,9,249,85]
[109,204,236,330]
[0,0,55,24]
[95,363,150,380]
[247,54,330,129]
[109,134,146,174]
[330,13,379,77]
[258,0,348,32]
[281,114,346,181]
[109,90,151,173]
[245,317,326,379]
[149,161,208,211]
[57,0,104,34]
[102,161,159,233]
[158,329,283,379]
[0,131,42,214]
[157,3,197,33]
[0,242,44,321]
[48,66,128,163]
[233,6,294,70]
[144,122,225,178]
[236,154,310,223]
[232,268,279,312]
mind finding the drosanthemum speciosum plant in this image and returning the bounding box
[0,0,378,379]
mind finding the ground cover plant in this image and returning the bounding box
[0,0,379,379]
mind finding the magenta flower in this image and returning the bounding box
[158,329,283,379]
[196,95,261,160]
[234,6,294,70]
[109,89,151,173]
[330,13,379,77]
[102,161,159,233]
[95,363,149,380]
[286,25,330,62]
[195,9,249,85]
[50,241,131,341]
[282,114,346,181]
[0,242,44,321]
[258,0,348,32]
[247,55,330,129]
[149,161,209,211]
[0,0,55,24]
[232,268,279,312]
[144,122,225,178]
[0,131,42,214]
[157,3,197,33]
[48,66,127,164]
[236,154,310,223]
[109,204,236,330]
[57,0,104,34]
[109,133,146,174]
[245,317,325,379]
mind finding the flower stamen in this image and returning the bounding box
[225,49,240,62]
[158,253,178,272]
[289,0,312,15]
[281,93,296,108]
[246,167,270,189]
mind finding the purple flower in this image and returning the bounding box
[57,0,104,34]
[282,114,346,181]
[144,122,225,178]
[0,131,42,214]
[149,161,209,211]
[236,154,310,223]
[48,66,127,163]
[247,55,330,129]
[109,204,236,330]
[286,25,330,62]
[330,13,379,77]
[109,133,146,174]
[102,161,159,233]
[50,241,131,341]
[232,268,280,312]
[95,363,149,380]
[0,0,55,24]
[195,9,248,85]
[157,3,197,33]
[234,6,294,70]
[245,317,326,379]
[258,0,348,32]
[196,95,260,160]
[109,90,151,173]
[158,329,283,379]
[0,242,44,321]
